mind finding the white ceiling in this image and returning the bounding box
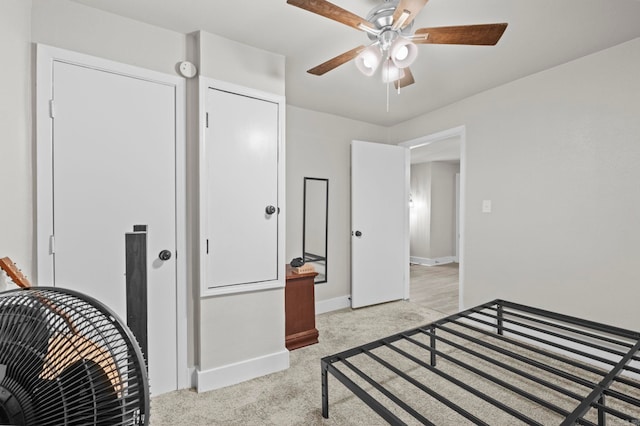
[70,0,640,126]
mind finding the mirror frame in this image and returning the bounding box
[302,177,328,284]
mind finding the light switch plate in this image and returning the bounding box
[482,200,492,213]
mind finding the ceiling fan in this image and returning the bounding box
[287,0,508,89]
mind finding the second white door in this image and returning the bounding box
[205,88,280,290]
[351,141,409,308]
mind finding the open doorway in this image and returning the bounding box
[400,126,465,315]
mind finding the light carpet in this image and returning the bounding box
[150,300,640,425]
[150,300,445,425]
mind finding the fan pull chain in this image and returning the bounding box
[386,80,390,112]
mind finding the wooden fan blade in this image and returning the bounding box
[394,68,415,89]
[392,0,429,29]
[307,45,366,76]
[414,23,508,45]
[287,0,375,31]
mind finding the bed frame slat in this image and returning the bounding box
[321,299,640,425]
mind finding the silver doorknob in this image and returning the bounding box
[265,205,276,215]
[354,231,362,237]
[158,250,172,261]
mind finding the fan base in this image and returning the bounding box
[0,377,35,426]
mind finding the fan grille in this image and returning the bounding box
[0,287,149,426]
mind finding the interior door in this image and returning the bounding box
[351,140,409,308]
[205,88,279,289]
[49,60,178,395]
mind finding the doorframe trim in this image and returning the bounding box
[35,44,190,390]
[399,125,466,311]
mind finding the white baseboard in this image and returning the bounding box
[315,295,351,314]
[410,256,456,266]
[195,350,289,393]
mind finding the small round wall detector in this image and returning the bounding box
[178,61,197,78]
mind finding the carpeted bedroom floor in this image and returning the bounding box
[150,301,445,425]
[150,300,640,425]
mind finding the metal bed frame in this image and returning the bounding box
[321,299,640,425]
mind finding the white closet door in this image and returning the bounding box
[205,88,279,288]
[49,60,178,395]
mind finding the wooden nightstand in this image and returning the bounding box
[285,265,319,350]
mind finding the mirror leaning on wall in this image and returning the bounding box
[302,177,328,283]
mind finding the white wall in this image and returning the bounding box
[0,0,187,284]
[430,162,459,258]
[391,38,640,330]
[27,4,287,389]
[410,162,459,262]
[0,0,391,391]
[410,163,432,259]
[7,0,289,388]
[286,106,389,311]
[26,0,198,374]
[8,0,638,390]
[195,31,289,390]
[0,0,32,288]
[198,32,285,96]
[31,0,186,76]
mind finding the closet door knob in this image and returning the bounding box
[158,250,172,261]
[265,205,276,215]
[354,231,363,237]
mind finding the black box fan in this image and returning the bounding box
[0,287,149,426]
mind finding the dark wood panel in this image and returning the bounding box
[285,265,319,350]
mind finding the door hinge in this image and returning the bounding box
[49,99,55,119]
[49,235,55,254]
[205,112,209,128]
[206,239,209,254]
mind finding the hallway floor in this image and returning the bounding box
[409,262,459,315]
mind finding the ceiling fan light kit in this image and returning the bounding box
[355,45,383,76]
[287,0,508,99]
[354,31,418,82]
[381,58,405,84]
[389,37,418,68]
